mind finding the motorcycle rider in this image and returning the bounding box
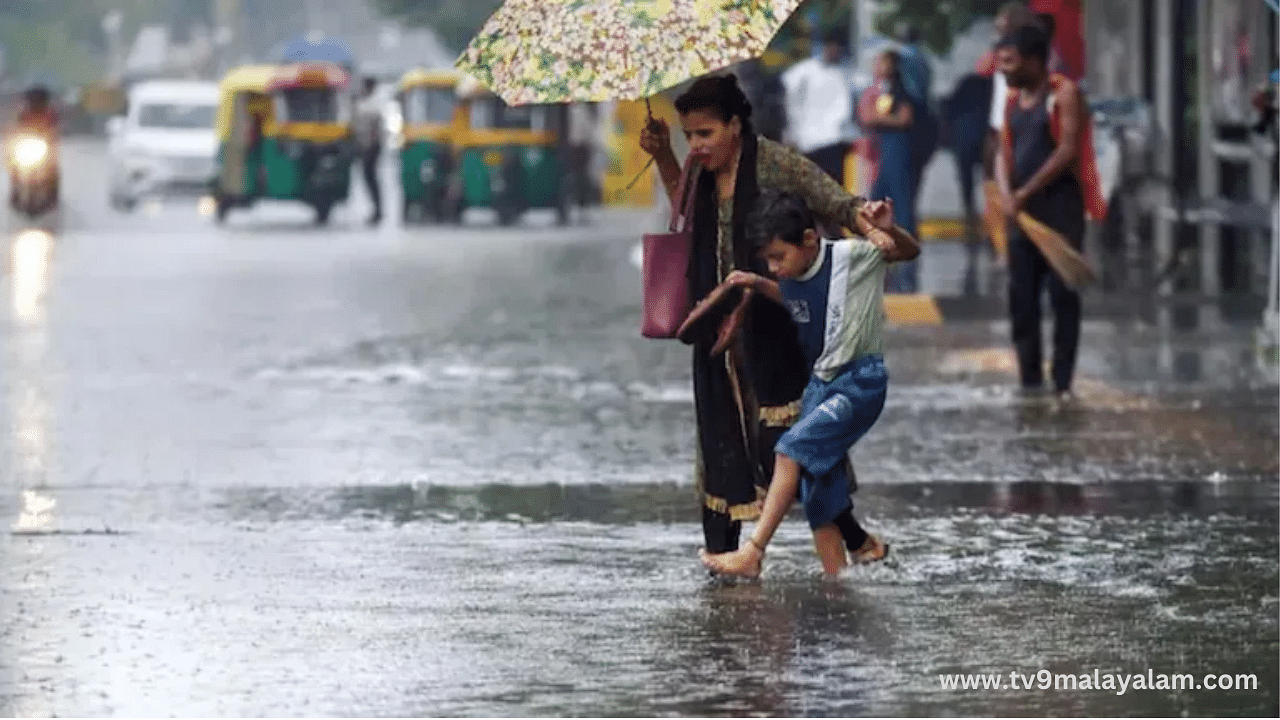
[9,84,60,207]
[16,85,59,134]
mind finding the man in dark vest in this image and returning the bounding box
[995,23,1104,398]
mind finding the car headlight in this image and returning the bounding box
[13,137,48,168]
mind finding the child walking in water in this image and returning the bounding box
[699,191,918,578]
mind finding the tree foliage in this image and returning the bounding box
[369,0,1006,63]
[798,0,1006,54]
[370,0,502,54]
[0,0,209,83]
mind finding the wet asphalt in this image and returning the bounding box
[0,139,1276,717]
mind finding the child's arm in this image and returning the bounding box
[725,270,784,305]
[859,202,921,263]
[870,223,921,263]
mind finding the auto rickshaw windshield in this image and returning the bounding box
[471,98,547,132]
[274,87,350,123]
[403,86,455,125]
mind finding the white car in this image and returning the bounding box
[107,80,219,211]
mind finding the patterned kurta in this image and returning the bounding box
[715,137,868,275]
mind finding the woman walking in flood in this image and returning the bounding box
[639,74,892,574]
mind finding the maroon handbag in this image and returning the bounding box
[641,161,698,339]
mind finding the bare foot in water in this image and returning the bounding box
[699,543,764,578]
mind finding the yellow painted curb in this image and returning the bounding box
[919,217,968,241]
[884,293,943,326]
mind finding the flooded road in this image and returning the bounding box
[0,140,1276,717]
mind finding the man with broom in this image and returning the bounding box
[995,23,1106,398]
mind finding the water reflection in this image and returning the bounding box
[11,228,52,326]
[6,229,56,530]
[214,478,1277,526]
[644,581,896,716]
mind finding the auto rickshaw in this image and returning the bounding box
[212,62,355,225]
[396,68,465,223]
[454,80,568,226]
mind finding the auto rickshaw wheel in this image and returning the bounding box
[111,194,137,214]
[496,202,520,227]
[555,189,570,227]
[314,201,333,226]
[424,189,448,224]
[214,196,230,224]
[441,194,462,224]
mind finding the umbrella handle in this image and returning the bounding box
[644,96,661,132]
[631,96,660,191]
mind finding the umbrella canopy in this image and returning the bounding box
[281,36,355,66]
[455,0,802,105]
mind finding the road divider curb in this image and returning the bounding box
[884,294,945,326]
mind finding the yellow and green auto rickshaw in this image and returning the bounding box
[454,82,568,226]
[212,62,355,225]
[395,68,465,223]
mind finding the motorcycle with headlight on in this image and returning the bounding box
[7,131,59,218]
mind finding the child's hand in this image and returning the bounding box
[859,200,896,231]
[724,270,760,291]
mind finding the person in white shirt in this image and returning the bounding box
[781,29,854,186]
[355,77,384,225]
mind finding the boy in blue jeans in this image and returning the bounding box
[700,191,919,578]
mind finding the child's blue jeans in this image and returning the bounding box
[774,355,888,529]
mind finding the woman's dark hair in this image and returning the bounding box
[747,190,815,250]
[877,49,907,110]
[675,73,754,129]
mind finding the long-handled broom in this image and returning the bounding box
[1015,211,1096,291]
[983,181,1095,291]
[982,179,1009,258]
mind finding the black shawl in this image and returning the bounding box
[687,131,810,510]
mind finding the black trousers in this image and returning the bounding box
[1007,231,1082,392]
[361,146,382,215]
[804,142,849,187]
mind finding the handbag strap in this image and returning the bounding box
[668,159,699,233]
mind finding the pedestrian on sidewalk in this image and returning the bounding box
[860,49,921,293]
[780,29,854,186]
[698,190,918,578]
[896,23,939,204]
[355,77,384,226]
[982,2,1039,259]
[996,24,1105,397]
[638,74,892,572]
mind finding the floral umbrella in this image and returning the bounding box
[455,0,803,106]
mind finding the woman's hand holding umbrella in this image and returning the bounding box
[639,116,673,161]
[638,115,683,200]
